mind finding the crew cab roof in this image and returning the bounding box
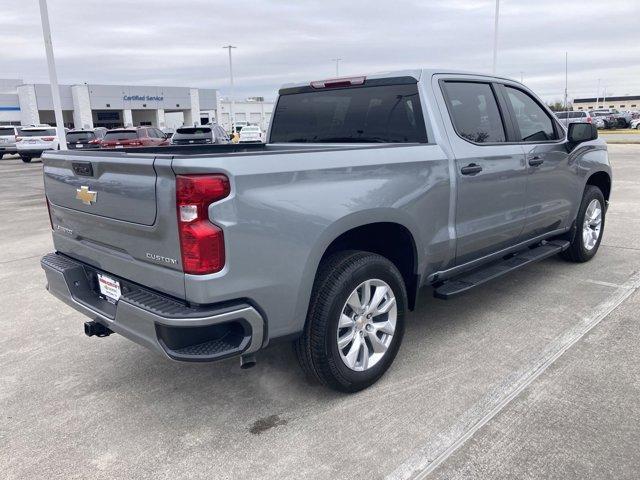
[278,68,525,94]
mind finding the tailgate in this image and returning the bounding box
[45,152,157,225]
[43,150,186,299]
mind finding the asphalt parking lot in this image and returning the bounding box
[1,146,639,479]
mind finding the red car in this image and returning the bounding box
[100,127,170,149]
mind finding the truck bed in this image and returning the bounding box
[56,142,401,158]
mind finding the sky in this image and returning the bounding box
[2,0,639,103]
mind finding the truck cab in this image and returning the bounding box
[41,69,611,392]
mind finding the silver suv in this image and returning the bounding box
[555,111,602,129]
[171,125,230,145]
[0,125,20,158]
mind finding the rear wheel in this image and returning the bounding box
[20,156,32,163]
[561,185,605,262]
[294,251,407,392]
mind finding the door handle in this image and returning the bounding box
[460,163,483,175]
[528,156,544,167]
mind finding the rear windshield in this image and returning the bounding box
[20,129,56,137]
[67,131,95,141]
[270,83,428,143]
[555,112,569,119]
[0,128,14,136]
[104,130,138,141]
[173,127,211,139]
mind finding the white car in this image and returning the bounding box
[631,118,640,130]
[238,125,264,143]
[16,126,59,163]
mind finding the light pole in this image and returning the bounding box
[331,58,342,77]
[564,52,568,111]
[492,0,500,74]
[38,0,66,149]
[223,45,236,133]
[595,78,601,106]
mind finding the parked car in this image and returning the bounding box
[100,127,169,149]
[16,125,59,162]
[0,125,21,158]
[554,111,602,129]
[171,125,230,145]
[41,69,610,392]
[591,109,631,128]
[631,118,640,129]
[238,125,264,143]
[66,128,106,150]
[233,121,249,133]
[589,111,617,129]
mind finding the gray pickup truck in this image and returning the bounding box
[41,69,611,392]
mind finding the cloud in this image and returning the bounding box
[2,0,639,102]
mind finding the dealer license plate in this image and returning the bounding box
[98,273,121,303]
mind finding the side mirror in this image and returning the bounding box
[567,122,597,147]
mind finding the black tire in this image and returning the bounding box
[561,185,605,262]
[20,156,32,163]
[294,250,407,393]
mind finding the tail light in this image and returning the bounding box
[42,137,55,141]
[15,136,23,142]
[88,139,99,144]
[310,76,366,89]
[129,141,142,146]
[176,174,230,274]
[586,116,592,123]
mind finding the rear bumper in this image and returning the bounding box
[17,149,47,156]
[67,144,100,150]
[0,146,17,154]
[41,252,265,362]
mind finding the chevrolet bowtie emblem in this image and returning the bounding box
[76,186,97,205]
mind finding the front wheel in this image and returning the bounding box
[561,185,605,262]
[294,251,407,392]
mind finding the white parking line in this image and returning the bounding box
[387,270,640,480]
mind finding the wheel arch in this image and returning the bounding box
[292,211,424,336]
[585,170,611,204]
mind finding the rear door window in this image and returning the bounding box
[20,129,56,137]
[103,131,138,141]
[174,127,212,140]
[67,131,96,142]
[0,128,15,136]
[505,87,559,142]
[270,83,428,143]
[442,81,506,143]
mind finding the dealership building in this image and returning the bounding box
[0,78,274,131]
[573,95,640,112]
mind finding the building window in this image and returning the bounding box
[578,107,583,110]
[632,104,637,108]
[609,105,614,108]
[142,104,147,107]
[598,105,603,108]
[106,103,110,107]
[176,104,180,107]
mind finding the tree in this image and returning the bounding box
[547,101,572,112]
